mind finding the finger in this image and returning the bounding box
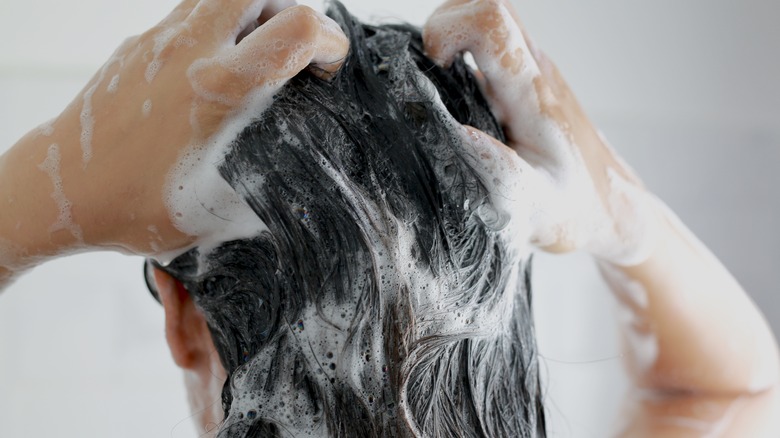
[492,0,544,60]
[423,0,531,64]
[423,0,487,67]
[423,0,534,84]
[423,0,538,121]
[235,0,298,44]
[423,0,568,168]
[460,124,532,185]
[188,5,349,106]
[258,0,297,24]
[460,125,553,241]
[188,0,294,42]
[232,5,349,80]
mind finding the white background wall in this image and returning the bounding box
[0,0,777,436]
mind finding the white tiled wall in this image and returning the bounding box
[1,0,777,437]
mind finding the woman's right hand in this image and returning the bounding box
[0,0,349,269]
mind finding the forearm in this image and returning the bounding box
[0,125,80,282]
[601,199,779,395]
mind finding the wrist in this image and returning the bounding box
[0,127,85,269]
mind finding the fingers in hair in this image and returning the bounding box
[231,5,349,81]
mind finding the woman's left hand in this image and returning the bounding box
[423,0,660,265]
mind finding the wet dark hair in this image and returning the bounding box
[150,2,546,437]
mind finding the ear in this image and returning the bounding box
[152,268,213,370]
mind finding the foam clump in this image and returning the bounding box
[37,119,55,137]
[146,26,179,83]
[107,74,120,93]
[142,99,152,117]
[161,9,337,262]
[160,111,273,265]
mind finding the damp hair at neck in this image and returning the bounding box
[155,2,546,437]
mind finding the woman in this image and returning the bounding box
[0,0,777,436]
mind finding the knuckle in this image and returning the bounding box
[285,5,322,41]
[189,61,229,95]
[287,4,319,25]
[471,0,508,25]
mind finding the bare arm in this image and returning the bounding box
[0,0,349,291]
[423,0,779,435]
[604,203,779,437]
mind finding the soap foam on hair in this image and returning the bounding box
[161,6,548,435]
[162,5,350,264]
[160,86,280,266]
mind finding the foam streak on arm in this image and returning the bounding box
[604,198,780,436]
[607,198,779,393]
[0,129,82,291]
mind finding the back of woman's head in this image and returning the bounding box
[160,2,546,436]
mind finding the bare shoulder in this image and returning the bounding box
[616,384,780,437]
